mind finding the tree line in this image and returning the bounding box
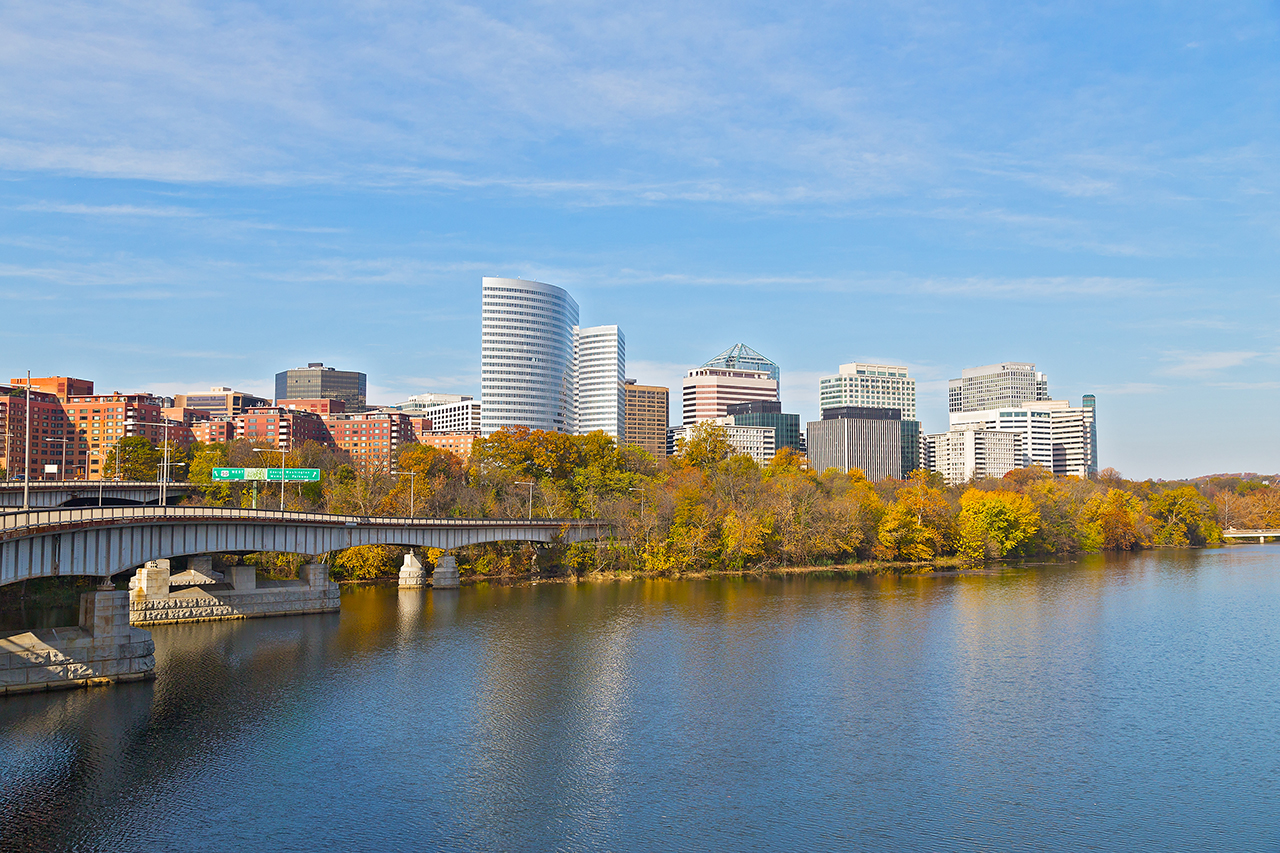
[133,423,1278,581]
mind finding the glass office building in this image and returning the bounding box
[724,400,802,453]
[274,363,367,411]
[481,277,579,436]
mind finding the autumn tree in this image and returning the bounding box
[1148,486,1221,546]
[101,437,162,481]
[957,488,1040,560]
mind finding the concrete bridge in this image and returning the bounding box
[1,505,610,586]
[0,481,201,508]
[1222,529,1280,542]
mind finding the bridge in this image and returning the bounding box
[1,505,611,586]
[0,480,200,508]
[1222,529,1280,542]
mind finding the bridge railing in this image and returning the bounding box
[0,505,606,538]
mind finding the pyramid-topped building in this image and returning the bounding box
[701,343,780,382]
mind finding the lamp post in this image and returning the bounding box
[22,369,31,511]
[47,437,70,482]
[515,480,535,519]
[390,469,416,518]
[158,461,186,507]
[253,446,287,511]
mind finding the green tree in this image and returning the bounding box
[188,441,232,505]
[101,437,161,481]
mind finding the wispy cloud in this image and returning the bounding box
[17,201,201,217]
[1158,350,1262,376]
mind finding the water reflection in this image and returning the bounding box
[2,549,1280,851]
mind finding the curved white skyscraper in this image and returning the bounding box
[481,277,580,435]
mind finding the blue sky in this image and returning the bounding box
[1,1,1277,478]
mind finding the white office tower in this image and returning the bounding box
[481,277,579,436]
[424,399,482,433]
[818,363,916,420]
[577,325,626,438]
[948,362,1049,413]
[923,428,1019,485]
[947,397,1097,477]
[397,393,472,413]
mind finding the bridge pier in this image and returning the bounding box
[432,555,459,589]
[1,588,156,696]
[399,552,460,589]
[399,552,427,587]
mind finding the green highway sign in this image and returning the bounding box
[211,467,321,482]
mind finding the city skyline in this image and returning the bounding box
[3,3,1277,479]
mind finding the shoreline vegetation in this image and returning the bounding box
[158,423,1276,583]
[11,424,1276,596]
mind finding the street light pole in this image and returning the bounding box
[390,469,416,518]
[253,446,287,511]
[515,480,535,519]
[22,370,31,511]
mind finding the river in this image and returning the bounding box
[2,547,1279,851]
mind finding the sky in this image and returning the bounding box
[1,0,1277,479]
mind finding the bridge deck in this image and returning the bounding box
[0,506,611,585]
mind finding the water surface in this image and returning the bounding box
[2,548,1279,851]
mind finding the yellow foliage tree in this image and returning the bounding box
[957,489,1040,560]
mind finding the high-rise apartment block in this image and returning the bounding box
[275,364,367,412]
[819,363,916,420]
[948,362,1049,413]
[174,387,271,418]
[624,380,669,458]
[481,277,581,436]
[235,406,331,451]
[806,406,902,481]
[577,325,625,438]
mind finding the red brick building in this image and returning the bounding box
[1,386,73,479]
[235,407,332,450]
[323,411,412,469]
[191,419,235,444]
[281,398,346,415]
[10,376,95,402]
[419,432,478,461]
[64,393,194,480]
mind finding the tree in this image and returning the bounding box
[673,422,739,469]
[1084,488,1148,550]
[188,441,232,505]
[1148,486,1221,546]
[957,489,1040,560]
[101,437,161,481]
[875,471,953,560]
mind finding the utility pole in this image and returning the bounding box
[22,370,31,511]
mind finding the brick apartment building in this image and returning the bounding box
[235,407,331,450]
[324,410,413,468]
[10,375,95,402]
[419,432,479,460]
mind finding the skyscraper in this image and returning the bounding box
[818,362,916,420]
[948,362,1049,413]
[624,380,669,457]
[577,325,626,438]
[481,277,580,436]
[682,344,780,425]
[275,363,367,411]
[701,343,781,382]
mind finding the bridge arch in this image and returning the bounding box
[1,506,610,586]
